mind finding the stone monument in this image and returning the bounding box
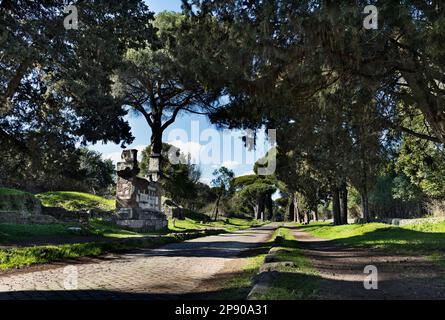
[115,149,167,232]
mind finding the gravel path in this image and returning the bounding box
[292,229,445,300]
[0,225,275,300]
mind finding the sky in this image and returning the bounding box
[89,0,273,186]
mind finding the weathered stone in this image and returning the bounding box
[115,149,167,232]
[0,212,58,225]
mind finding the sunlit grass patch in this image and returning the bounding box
[36,191,116,212]
[299,221,445,254]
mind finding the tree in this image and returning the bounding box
[140,143,201,208]
[1,0,154,145]
[233,174,276,221]
[211,167,234,221]
[112,11,219,177]
[0,1,156,189]
[77,148,115,195]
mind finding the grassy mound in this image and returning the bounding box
[36,191,115,212]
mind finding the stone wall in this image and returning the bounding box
[0,212,58,224]
[0,192,42,215]
[0,192,59,225]
[379,217,445,226]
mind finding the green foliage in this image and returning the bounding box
[36,192,115,212]
[211,167,235,192]
[77,148,116,195]
[112,11,219,158]
[140,143,205,209]
[1,2,156,192]
[396,114,445,197]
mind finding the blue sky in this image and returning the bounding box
[89,0,271,185]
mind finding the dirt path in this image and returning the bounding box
[292,229,445,300]
[0,225,275,300]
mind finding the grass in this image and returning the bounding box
[298,221,445,254]
[36,191,115,212]
[168,217,264,233]
[251,227,319,300]
[0,188,30,196]
[0,224,79,243]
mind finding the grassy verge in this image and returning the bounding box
[0,224,80,243]
[0,230,222,270]
[168,217,265,233]
[298,221,445,254]
[35,191,115,212]
[251,227,319,300]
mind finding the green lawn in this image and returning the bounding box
[0,188,31,196]
[0,224,81,243]
[36,191,116,212]
[298,221,445,254]
[168,217,264,233]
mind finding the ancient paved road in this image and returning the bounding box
[0,225,275,300]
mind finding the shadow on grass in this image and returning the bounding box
[296,223,445,253]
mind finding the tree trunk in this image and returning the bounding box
[213,194,221,221]
[313,205,319,222]
[288,200,294,222]
[254,204,259,220]
[360,157,370,222]
[339,182,348,225]
[266,193,273,221]
[360,188,370,222]
[293,193,301,224]
[332,187,341,225]
[303,211,309,224]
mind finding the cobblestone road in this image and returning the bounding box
[0,225,275,300]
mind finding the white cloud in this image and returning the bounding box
[103,145,146,164]
[237,170,255,177]
[199,177,212,186]
[167,140,204,163]
[221,160,241,170]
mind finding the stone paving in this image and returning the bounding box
[0,225,275,300]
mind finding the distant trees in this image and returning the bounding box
[140,142,202,209]
[211,167,235,221]
[232,175,276,221]
[0,146,115,194]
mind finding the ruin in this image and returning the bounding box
[115,149,167,232]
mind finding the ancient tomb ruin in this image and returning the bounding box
[115,149,167,232]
